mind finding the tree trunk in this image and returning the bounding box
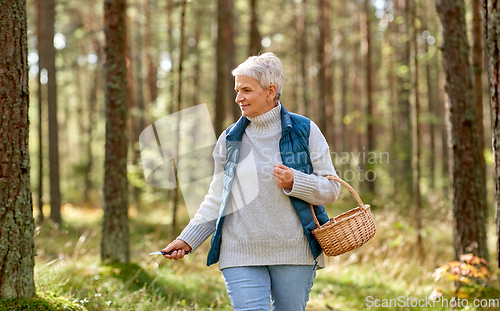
[101,0,130,264]
[0,0,36,298]
[84,39,100,206]
[436,0,488,261]
[131,0,145,211]
[483,0,500,267]
[410,0,423,261]
[317,0,332,142]
[396,0,413,198]
[36,0,44,222]
[297,0,309,116]
[215,0,230,136]
[472,0,487,199]
[171,0,187,240]
[340,28,350,155]
[40,0,61,225]
[192,9,202,107]
[166,0,175,115]
[362,0,375,192]
[249,0,261,56]
[145,0,158,104]
[225,0,237,124]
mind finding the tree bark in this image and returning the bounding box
[362,0,375,192]
[249,0,261,56]
[396,0,413,197]
[410,0,423,261]
[215,0,232,136]
[36,0,44,221]
[84,39,100,206]
[145,0,158,104]
[317,0,332,143]
[171,0,187,240]
[101,0,130,263]
[472,0,487,200]
[0,0,36,298]
[297,0,309,116]
[166,0,175,115]
[483,0,500,267]
[436,0,488,261]
[39,0,61,225]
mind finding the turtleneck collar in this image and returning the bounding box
[247,103,281,131]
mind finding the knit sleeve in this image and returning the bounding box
[177,132,225,252]
[283,121,341,205]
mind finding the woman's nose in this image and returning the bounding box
[235,92,243,103]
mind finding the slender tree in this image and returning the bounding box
[145,0,158,104]
[436,0,488,261]
[0,0,36,298]
[249,0,261,56]
[472,0,487,197]
[36,0,44,221]
[39,0,61,225]
[410,0,423,261]
[84,39,100,205]
[361,0,375,192]
[396,0,413,197]
[317,0,332,142]
[171,0,187,239]
[101,0,130,263]
[483,0,499,266]
[296,0,309,116]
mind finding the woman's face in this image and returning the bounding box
[234,75,276,117]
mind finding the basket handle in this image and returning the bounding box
[310,175,367,229]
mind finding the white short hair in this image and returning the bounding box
[232,52,284,101]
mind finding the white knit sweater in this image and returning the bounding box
[177,104,340,270]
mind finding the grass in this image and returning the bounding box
[27,197,499,311]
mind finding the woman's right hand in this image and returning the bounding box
[162,239,192,260]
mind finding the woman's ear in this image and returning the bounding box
[268,84,277,101]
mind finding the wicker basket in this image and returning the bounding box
[311,176,376,257]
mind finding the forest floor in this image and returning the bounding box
[32,196,500,311]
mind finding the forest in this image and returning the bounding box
[1,0,500,310]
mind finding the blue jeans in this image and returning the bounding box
[221,265,316,311]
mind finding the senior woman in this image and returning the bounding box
[162,52,340,311]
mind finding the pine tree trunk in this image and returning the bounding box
[297,0,308,116]
[171,0,187,240]
[215,0,229,136]
[317,0,332,142]
[40,0,61,225]
[483,0,499,267]
[84,40,100,205]
[410,0,423,261]
[362,0,375,192]
[0,0,36,298]
[36,0,44,221]
[101,0,130,264]
[436,0,488,261]
[249,0,261,56]
[396,0,413,198]
[132,0,145,212]
[166,0,175,115]
[472,0,487,199]
[145,0,158,104]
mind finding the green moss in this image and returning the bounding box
[0,292,86,311]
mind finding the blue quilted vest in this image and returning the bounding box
[206,104,330,266]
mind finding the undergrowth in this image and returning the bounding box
[29,195,499,311]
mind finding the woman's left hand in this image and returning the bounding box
[273,164,294,190]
